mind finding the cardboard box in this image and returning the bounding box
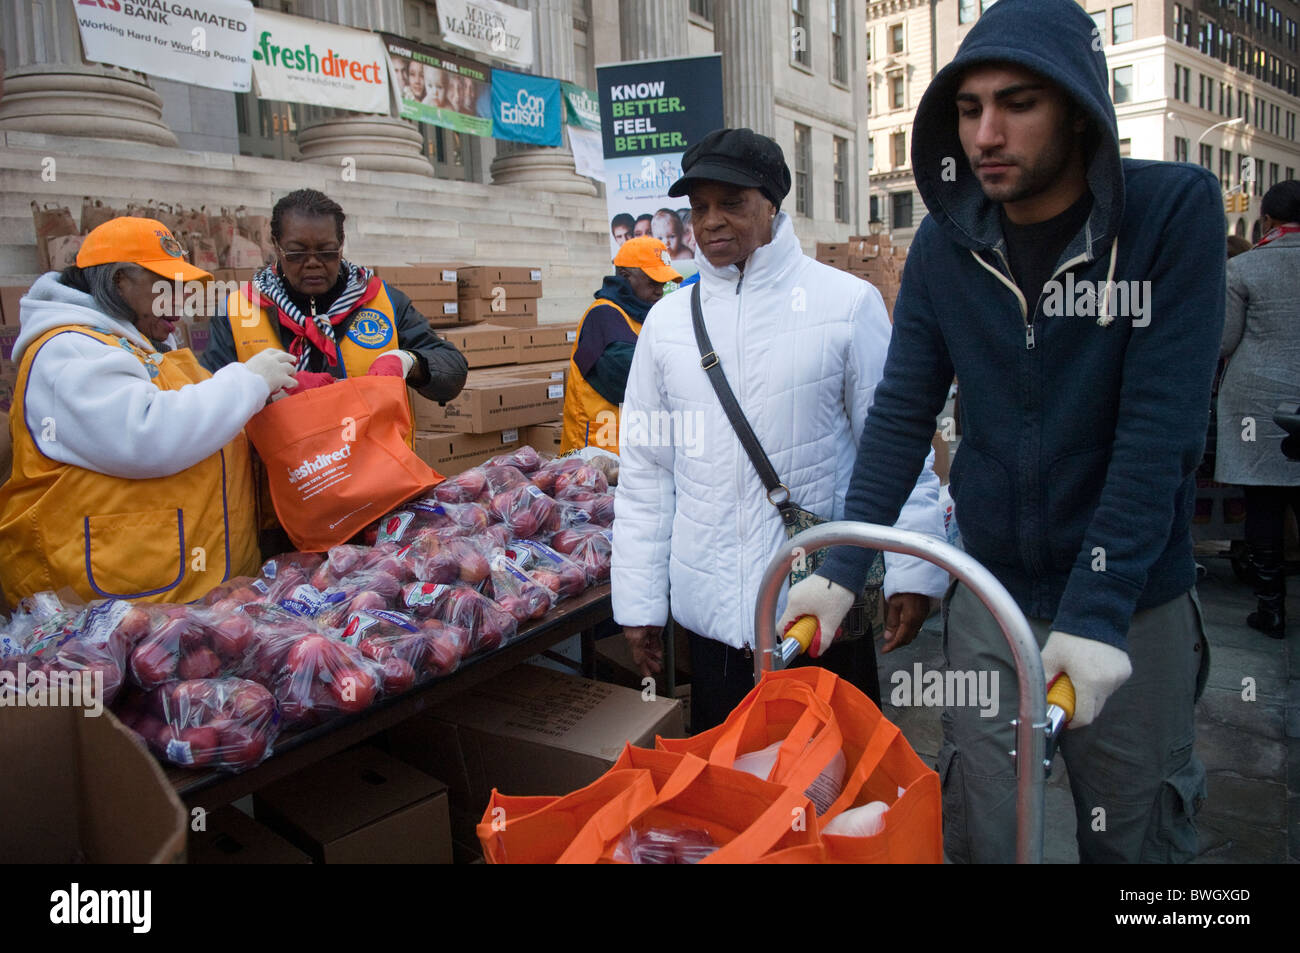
[376,264,459,302]
[815,242,850,268]
[254,746,452,864]
[210,268,258,285]
[457,266,544,299]
[477,312,539,329]
[388,664,685,815]
[508,360,568,383]
[0,706,187,863]
[413,428,526,473]
[440,324,521,368]
[456,296,538,325]
[521,421,564,455]
[0,287,26,325]
[189,806,312,865]
[412,372,565,433]
[517,323,578,364]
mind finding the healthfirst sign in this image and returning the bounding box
[596,55,723,262]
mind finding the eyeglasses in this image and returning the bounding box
[275,243,342,265]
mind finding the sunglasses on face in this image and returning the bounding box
[276,244,342,265]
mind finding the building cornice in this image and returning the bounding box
[866,0,928,18]
[774,95,859,133]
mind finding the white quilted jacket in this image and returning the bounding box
[611,213,948,650]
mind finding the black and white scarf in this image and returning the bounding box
[252,259,374,370]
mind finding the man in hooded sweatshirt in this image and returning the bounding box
[783,0,1223,862]
[561,236,682,454]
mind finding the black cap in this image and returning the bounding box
[668,128,792,210]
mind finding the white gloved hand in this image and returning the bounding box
[1040,630,1132,729]
[244,348,297,400]
[777,575,857,658]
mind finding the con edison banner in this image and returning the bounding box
[491,68,562,147]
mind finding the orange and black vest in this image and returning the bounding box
[561,300,642,455]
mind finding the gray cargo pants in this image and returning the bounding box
[939,581,1210,863]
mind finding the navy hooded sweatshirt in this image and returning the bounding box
[817,0,1225,651]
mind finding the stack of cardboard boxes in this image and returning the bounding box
[410,321,576,473]
[815,235,907,319]
[0,286,25,414]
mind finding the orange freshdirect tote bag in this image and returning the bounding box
[659,668,942,864]
[243,375,442,552]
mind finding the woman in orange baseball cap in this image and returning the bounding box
[0,216,300,604]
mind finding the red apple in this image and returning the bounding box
[209,616,254,661]
[380,657,415,694]
[178,647,222,681]
[329,667,377,712]
[179,725,221,767]
[217,724,268,769]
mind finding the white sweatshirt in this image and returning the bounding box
[12,272,270,480]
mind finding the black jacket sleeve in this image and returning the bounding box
[388,286,469,404]
[585,342,636,406]
[200,308,239,374]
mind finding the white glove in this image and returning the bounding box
[777,576,857,658]
[1040,630,1132,729]
[244,349,296,400]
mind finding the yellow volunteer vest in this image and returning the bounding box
[0,328,260,604]
[561,300,642,456]
[228,281,400,379]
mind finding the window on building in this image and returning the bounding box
[1288,167,1296,182]
[794,123,811,215]
[689,0,715,21]
[891,74,905,109]
[1112,66,1134,104]
[830,0,847,85]
[1220,148,1233,188]
[869,194,880,223]
[1091,11,1106,42]
[1239,90,1246,122]
[1255,158,1265,196]
[980,0,997,11]
[1199,142,1213,170]
[891,191,914,230]
[959,0,976,24]
[833,136,850,223]
[891,131,907,168]
[866,77,872,114]
[864,29,872,61]
[792,0,811,68]
[1113,4,1134,43]
[1174,64,1190,102]
[1174,136,1189,163]
[1199,74,1207,110]
[1119,138,1132,156]
[1288,113,1296,141]
[1289,19,1296,53]
[1172,4,1186,43]
[890,23,904,53]
[867,137,875,171]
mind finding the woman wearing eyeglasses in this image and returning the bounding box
[201,188,468,400]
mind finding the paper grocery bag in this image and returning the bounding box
[243,376,443,552]
[31,202,77,272]
[222,233,263,269]
[80,198,118,233]
[46,234,84,272]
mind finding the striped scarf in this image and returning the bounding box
[252,260,374,370]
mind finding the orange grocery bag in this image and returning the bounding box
[659,668,942,864]
[243,375,442,552]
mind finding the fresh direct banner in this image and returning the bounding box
[438,0,534,69]
[251,9,389,113]
[596,54,723,264]
[382,34,492,137]
[491,69,562,147]
[74,0,255,92]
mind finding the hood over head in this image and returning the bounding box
[911,0,1123,259]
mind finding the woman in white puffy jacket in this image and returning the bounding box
[611,129,948,731]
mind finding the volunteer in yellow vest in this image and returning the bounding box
[561,237,682,454]
[0,217,299,604]
[200,189,468,402]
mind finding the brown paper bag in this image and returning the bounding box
[31,202,78,272]
[184,232,219,272]
[222,234,264,269]
[46,234,85,271]
[210,207,237,253]
[80,197,119,233]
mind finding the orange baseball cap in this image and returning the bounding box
[614,236,683,284]
[76,216,212,283]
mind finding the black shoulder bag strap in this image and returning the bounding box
[689,281,799,528]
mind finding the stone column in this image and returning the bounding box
[0,0,178,146]
[294,0,433,177]
[619,0,689,61]
[489,0,597,196]
[714,0,774,136]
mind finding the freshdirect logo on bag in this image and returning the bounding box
[252,31,384,83]
[287,443,353,484]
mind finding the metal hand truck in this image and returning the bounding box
[752,521,1075,865]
